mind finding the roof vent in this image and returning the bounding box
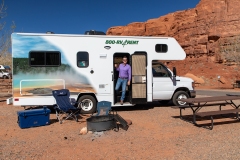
[46,31,54,34]
[84,30,106,35]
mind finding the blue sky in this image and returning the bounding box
[3,0,200,34]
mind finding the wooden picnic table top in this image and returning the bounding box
[177,95,240,103]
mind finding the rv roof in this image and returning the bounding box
[14,32,170,39]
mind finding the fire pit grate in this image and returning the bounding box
[87,114,117,132]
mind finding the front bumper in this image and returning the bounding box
[190,90,196,98]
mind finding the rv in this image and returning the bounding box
[11,32,196,113]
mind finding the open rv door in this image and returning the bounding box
[130,52,147,104]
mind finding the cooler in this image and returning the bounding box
[17,107,51,129]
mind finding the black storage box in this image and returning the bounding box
[17,107,51,129]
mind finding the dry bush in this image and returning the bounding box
[218,35,240,65]
[0,0,15,67]
[0,53,11,66]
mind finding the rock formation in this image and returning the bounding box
[106,0,240,89]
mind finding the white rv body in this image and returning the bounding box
[12,32,195,113]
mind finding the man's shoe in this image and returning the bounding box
[120,100,123,105]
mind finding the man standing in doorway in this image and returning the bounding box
[115,56,131,105]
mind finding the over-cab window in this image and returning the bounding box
[77,52,89,68]
[155,44,168,53]
[29,51,61,66]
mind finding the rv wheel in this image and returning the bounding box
[77,95,96,114]
[172,91,189,106]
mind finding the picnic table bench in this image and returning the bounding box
[172,96,240,130]
[195,109,240,129]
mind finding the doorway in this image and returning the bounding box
[113,53,131,105]
[113,52,147,105]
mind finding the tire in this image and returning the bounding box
[77,95,96,114]
[172,91,189,106]
[3,75,7,79]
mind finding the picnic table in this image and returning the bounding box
[172,95,240,129]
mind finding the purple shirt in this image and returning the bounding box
[116,63,131,81]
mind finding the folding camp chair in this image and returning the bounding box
[94,101,112,116]
[52,89,81,124]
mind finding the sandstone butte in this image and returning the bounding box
[106,0,240,89]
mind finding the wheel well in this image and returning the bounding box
[172,87,190,98]
[77,93,97,102]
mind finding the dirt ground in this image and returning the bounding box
[2,44,240,159]
[1,92,240,160]
[2,79,240,159]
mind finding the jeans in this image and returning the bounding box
[115,78,128,101]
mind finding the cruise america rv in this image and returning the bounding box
[11,32,196,113]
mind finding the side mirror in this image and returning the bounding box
[173,67,177,77]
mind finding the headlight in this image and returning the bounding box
[192,81,195,89]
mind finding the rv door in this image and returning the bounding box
[130,52,147,104]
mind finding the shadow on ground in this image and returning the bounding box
[172,113,240,129]
[112,101,173,112]
[21,101,174,114]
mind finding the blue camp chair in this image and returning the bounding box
[52,89,81,124]
[94,101,112,116]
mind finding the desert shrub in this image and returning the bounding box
[0,53,12,67]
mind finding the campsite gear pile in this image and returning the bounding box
[17,89,131,131]
[17,106,51,129]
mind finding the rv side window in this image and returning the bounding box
[29,51,61,66]
[155,44,168,53]
[77,52,89,67]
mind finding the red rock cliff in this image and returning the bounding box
[107,0,240,89]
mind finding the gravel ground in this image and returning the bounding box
[1,97,240,159]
